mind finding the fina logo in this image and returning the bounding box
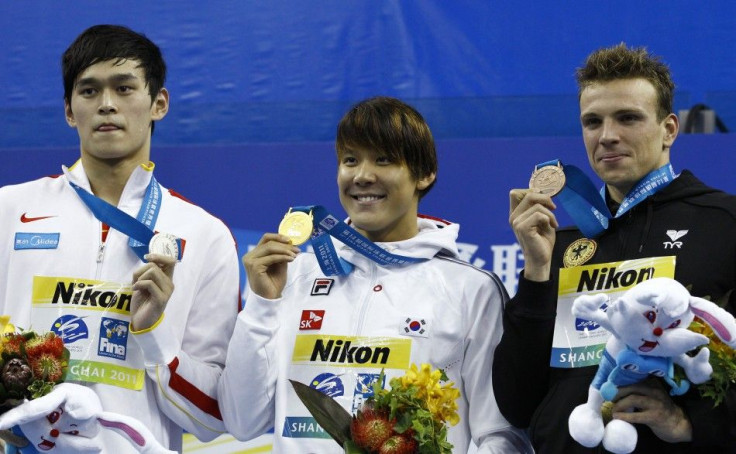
[352,373,384,413]
[98,317,129,360]
[50,314,89,343]
[309,372,344,397]
[575,302,608,332]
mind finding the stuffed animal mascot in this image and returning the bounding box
[0,382,174,453]
[568,277,736,453]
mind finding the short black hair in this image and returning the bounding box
[336,96,438,198]
[62,24,166,105]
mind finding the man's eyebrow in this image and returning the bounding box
[76,73,139,87]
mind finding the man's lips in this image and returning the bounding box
[597,152,627,163]
[351,194,385,203]
[96,124,121,132]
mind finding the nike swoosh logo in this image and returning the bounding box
[20,213,57,223]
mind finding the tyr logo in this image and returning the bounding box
[663,230,688,249]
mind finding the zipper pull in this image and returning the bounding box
[97,243,106,263]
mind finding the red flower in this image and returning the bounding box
[351,406,395,452]
[378,434,418,454]
[25,333,65,360]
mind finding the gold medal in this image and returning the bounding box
[563,238,597,268]
[529,162,566,196]
[278,209,313,246]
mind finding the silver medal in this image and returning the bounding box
[148,232,179,259]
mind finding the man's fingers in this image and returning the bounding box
[243,250,298,272]
[132,265,174,296]
[509,189,529,216]
[512,202,559,231]
[243,237,300,269]
[509,188,557,219]
[132,280,169,305]
[144,254,177,276]
[257,232,296,246]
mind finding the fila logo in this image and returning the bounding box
[663,230,688,249]
[311,279,334,296]
[300,310,325,330]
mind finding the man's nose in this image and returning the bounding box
[353,162,376,184]
[98,89,117,114]
[599,118,619,145]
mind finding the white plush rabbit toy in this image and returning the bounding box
[0,382,174,453]
[568,277,736,454]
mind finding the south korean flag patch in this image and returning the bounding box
[400,317,430,338]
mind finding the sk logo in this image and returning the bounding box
[664,230,688,249]
[300,310,325,330]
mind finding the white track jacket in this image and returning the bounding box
[0,162,240,452]
[219,216,532,453]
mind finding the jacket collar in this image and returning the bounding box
[63,160,157,209]
[335,216,460,271]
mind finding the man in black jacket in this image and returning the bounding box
[493,43,736,453]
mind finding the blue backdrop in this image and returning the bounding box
[2,1,736,148]
[2,0,736,294]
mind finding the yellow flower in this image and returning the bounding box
[0,315,16,345]
[394,363,460,426]
[690,320,735,358]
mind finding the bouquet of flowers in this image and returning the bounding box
[0,315,70,446]
[0,315,69,408]
[291,363,460,454]
[665,289,736,408]
[686,317,736,406]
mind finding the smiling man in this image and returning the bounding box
[0,25,239,452]
[494,43,736,453]
[219,96,532,453]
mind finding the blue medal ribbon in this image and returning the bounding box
[69,176,182,262]
[539,159,676,238]
[292,205,425,276]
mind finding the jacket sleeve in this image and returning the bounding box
[217,290,280,441]
[133,226,240,442]
[464,273,534,453]
[491,272,558,429]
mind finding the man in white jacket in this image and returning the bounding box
[219,96,531,453]
[0,25,240,452]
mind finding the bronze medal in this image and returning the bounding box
[563,238,597,268]
[529,164,566,196]
[278,209,313,246]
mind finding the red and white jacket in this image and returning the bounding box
[0,161,240,452]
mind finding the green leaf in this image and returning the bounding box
[343,440,369,454]
[289,379,352,447]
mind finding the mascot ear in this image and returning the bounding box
[0,383,101,429]
[97,412,175,454]
[689,296,736,348]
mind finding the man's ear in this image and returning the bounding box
[151,88,169,121]
[663,112,679,148]
[65,101,76,128]
[416,172,436,191]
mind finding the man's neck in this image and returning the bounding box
[606,185,628,205]
[81,156,144,206]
